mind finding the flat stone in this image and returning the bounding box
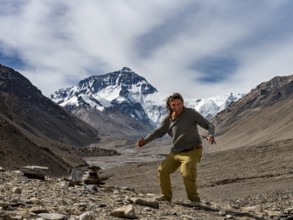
[111,204,137,219]
[38,213,67,220]
[20,166,49,179]
[130,197,159,209]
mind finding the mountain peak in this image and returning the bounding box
[120,67,133,72]
[51,68,159,130]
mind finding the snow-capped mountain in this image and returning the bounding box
[51,67,158,127]
[185,93,244,120]
[51,67,244,128]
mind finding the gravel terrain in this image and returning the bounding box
[103,138,293,219]
[0,139,292,219]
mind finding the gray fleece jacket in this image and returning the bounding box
[144,107,215,153]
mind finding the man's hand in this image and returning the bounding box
[136,138,145,148]
[171,111,177,120]
[207,135,216,144]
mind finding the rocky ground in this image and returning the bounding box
[103,138,293,220]
[1,168,292,220]
[0,139,292,220]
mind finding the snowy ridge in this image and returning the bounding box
[50,67,244,127]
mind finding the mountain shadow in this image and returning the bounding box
[0,64,101,176]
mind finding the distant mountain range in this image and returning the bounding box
[50,67,244,137]
[1,63,292,175]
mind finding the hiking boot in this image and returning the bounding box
[188,200,201,207]
[155,196,172,202]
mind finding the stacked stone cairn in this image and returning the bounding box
[83,165,103,185]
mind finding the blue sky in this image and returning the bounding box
[1,0,293,98]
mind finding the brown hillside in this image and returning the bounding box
[212,75,293,151]
[0,113,85,176]
[0,64,101,175]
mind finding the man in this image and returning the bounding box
[136,93,216,206]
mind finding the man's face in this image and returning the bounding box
[170,99,184,114]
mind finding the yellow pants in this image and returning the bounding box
[158,147,202,201]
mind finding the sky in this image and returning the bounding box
[1,0,293,99]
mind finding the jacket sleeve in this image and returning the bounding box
[206,122,215,136]
[144,116,170,145]
[193,110,215,136]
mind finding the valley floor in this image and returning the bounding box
[104,139,293,200]
[103,138,293,218]
[0,139,292,219]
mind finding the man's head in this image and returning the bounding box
[166,93,184,116]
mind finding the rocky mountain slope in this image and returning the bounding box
[212,74,293,151]
[51,67,159,138]
[0,64,101,175]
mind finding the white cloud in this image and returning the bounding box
[0,0,293,99]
